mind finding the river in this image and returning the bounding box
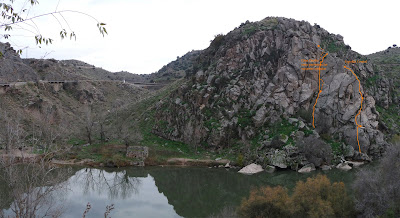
[0,166,360,218]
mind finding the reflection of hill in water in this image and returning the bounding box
[146,167,357,218]
[1,165,359,217]
[147,167,261,218]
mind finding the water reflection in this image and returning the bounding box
[78,168,141,200]
[62,168,180,218]
[147,167,357,218]
[1,166,359,218]
[0,164,74,218]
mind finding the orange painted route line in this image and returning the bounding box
[312,45,328,128]
[344,65,364,153]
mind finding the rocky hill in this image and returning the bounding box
[148,50,201,83]
[0,42,150,146]
[152,17,390,169]
[367,46,400,135]
[0,43,38,82]
[23,58,118,81]
[109,51,200,84]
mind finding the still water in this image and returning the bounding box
[1,166,358,218]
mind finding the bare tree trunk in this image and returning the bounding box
[1,112,25,155]
[84,105,95,145]
[86,126,93,145]
[100,122,106,143]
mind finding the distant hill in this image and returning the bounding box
[108,50,200,84]
[1,41,198,86]
[23,58,117,81]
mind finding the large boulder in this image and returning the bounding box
[298,163,316,173]
[238,163,264,175]
[336,162,352,171]
[268,150,288,169]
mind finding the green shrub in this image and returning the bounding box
[243,26,257,36]
[237,153,244,167]
[210,34,225,48]
[204,118,220,130]
[237,109,255,128]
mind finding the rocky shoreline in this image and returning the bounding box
[1,147,368,174]
[48,156,367,176]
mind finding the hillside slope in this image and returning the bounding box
[152,17,389,169]
[367,47,400,135]
[0,42,150,148]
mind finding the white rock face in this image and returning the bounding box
[336,162,352,171]
[298,166,313,173]
[238,163,264,175]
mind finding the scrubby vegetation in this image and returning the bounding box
[353,144,400,217]
[320,35,349,54]
[238,175,354,218]
[238,144,400,218]
[238,186,291,218]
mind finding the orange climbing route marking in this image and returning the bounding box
[312,45,329,128]
[344,66,364,153]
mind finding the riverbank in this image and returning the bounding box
[49,157,233,168]
[0,145,236,168]
[1,147,365,173]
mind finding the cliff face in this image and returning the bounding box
[153,17,388,165]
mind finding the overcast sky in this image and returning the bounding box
[1,0,399,74]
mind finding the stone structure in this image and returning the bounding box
[126,146,149,160]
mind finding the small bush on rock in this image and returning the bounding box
[210,34,225,49]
